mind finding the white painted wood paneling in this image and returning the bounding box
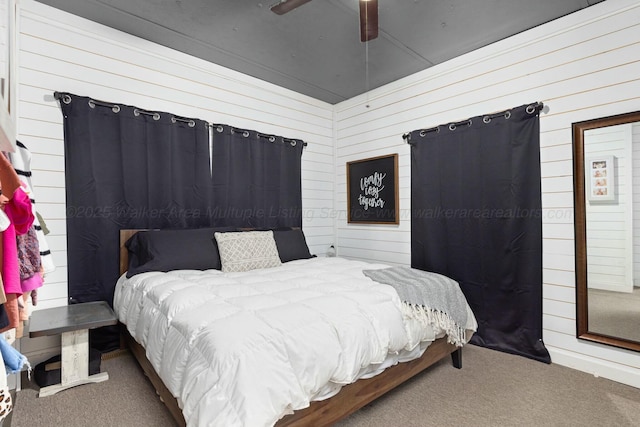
[335,0,640,388]
[14,0,640,391]
[16,0,335,360]
[584,124,633,292]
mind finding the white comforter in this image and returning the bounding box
[114,257,477,427]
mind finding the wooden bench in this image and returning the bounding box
[29,301,117,397]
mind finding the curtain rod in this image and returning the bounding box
[402,101,544,143]
[53,91,307,147]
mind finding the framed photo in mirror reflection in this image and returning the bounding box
[586,155,615,202]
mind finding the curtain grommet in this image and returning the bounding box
[171,117,194,126]
[526,104,536,114]
[483,116,491,124]
[449,123,456,131]
[243,131,249,138]
[216,125,224,133]
[62,94,72,105]
[505,111,512,119]
[467,119,472,127]
[269,136,276,143]
[88,100,95,109]
[290,140,297,147]
[134,109,160,120]
[112,105,120,113]
[418,127,440,136]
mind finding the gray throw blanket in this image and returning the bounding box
[362,266,469,346]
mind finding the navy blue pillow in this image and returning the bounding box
[273,228,313,263]
[125,228,229,277]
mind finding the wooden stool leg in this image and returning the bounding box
[38,329,109,397]
[62,329,89,383]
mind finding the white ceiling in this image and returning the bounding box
[35,0,605,104]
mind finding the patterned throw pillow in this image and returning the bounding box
[214,231,282,272]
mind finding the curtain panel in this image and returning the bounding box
[60,93,211,310]
[210,125,304,229]
[58,93,305,349]
[408,103,550,363]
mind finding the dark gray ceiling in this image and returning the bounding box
[35,0,605,104]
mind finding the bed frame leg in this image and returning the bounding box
[451,348,462,369]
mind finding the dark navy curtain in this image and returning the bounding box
[59,93,305,351]
[408,103,550,363]
[210,125,304,229]
[59,92,211,351]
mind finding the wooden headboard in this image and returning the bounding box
[119,229,144,276]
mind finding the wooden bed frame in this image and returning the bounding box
[118,229,463,427]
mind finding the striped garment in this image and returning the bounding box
[8,141,56,275]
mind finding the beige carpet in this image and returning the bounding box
[11,351,175,427]
[588,287,640,342]
[9,344,640,427]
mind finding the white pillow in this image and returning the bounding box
[214,230,282,272]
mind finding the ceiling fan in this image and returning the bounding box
[270,0,379,42]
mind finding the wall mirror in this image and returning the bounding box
[573,110,640,352]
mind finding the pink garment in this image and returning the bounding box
[20,274,43,293]
[2,188,34,295]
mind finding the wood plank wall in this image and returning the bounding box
[16,0,334,362]
[334,0,640,387]
[584,125,632,293]
[15,0,640,389]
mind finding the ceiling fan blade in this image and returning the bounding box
[359,0,379,42]
[270,0,313,15]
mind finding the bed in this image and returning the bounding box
[115,228,477,427]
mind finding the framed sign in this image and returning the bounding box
[347,153,399,224]
[586,155,615,202]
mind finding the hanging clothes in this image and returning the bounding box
[0,152,27,334]
[17,226,42,293]
[0,250,9,333]
[0,187,34,334]
[0,333,30,375]
[2,187,34,295]
[9,141,56,275]
[0,338,13,424]
[0,306,8,331]
[17,226,42,328]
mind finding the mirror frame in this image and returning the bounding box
[573,110,640,352]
